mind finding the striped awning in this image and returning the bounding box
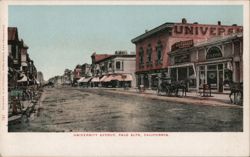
[77,77,85,83]
[91,77,100,82]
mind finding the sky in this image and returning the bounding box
[8,5,243,80]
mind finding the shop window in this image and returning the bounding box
[189,66,194,76]
[224,69,232,81]
[151,75,159,89]
[171,68,177,81]
[178,67,187,81]
[116,61,121,70]
[199,66,205,71]
[218,64,223,70]
[207,71,217,86]
[206,46,222,59]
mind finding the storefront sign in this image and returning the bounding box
[175,54,190,64]
[206,47,222,59]
[174,25,243,36]
[171,40,193,51]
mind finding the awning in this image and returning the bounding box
[100,75,108,82]
[77,77,85,83]
[91,77,100,82]
[17,73,28,82]
[35,79,40,84]
[21,62,28,66]
[103,75,113,82]
[111,75,123,81]
[82,77,92,83]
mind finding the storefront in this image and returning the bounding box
[197,60,232,92]
[168,33,243,93]
[136,69,168,90]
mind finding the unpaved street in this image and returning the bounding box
[9,87,243,132]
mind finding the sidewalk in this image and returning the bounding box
[8,93,43,125]
[101,87,241,108]
[8,100,33,124]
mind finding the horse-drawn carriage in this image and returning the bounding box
[157,77,188,97]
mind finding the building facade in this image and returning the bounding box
[90,51,136,88]
[168,33,243,93]
[131,18,243,90]
[8,27,39,89]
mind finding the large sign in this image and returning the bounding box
[174,25,243,36]
[171,40,193,51]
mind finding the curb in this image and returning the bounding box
[104,89,242,108]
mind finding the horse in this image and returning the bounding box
[223,80,243,104]
[174,80,188,97]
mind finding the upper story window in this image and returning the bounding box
[116,61,121,70]
[15,45,19,59]
[206,46,222,60]
[8,45,11,55]
[146,44,152,63]
[108,62,112,68]
[156,41,163,61]
[139,47,144,64]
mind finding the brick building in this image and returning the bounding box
[131,18,243,89]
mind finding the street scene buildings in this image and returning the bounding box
[8,27,44,118]
[7,9,244,132]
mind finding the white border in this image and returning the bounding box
[0,1,249,156]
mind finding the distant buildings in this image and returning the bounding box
[37,71,44,85]
[90,51,136,88]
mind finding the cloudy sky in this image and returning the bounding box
[9,5,243,80]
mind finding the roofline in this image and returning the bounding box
[131,22,174,43]
[168,33,243,55]
[95,54,136,64]
[131,21,243,44]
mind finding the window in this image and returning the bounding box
[206,46,222,59]
[139,47,144,64]
[116,61,121,70]
[8,45,11,55]
[109,62,112,68]
[146,44,152,63]
[15,45,19,59]
[156,41,163,64]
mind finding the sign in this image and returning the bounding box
[174,25,243,36]
[206,47,222,59]
[174,54,190,64]
[171,40,193,51]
